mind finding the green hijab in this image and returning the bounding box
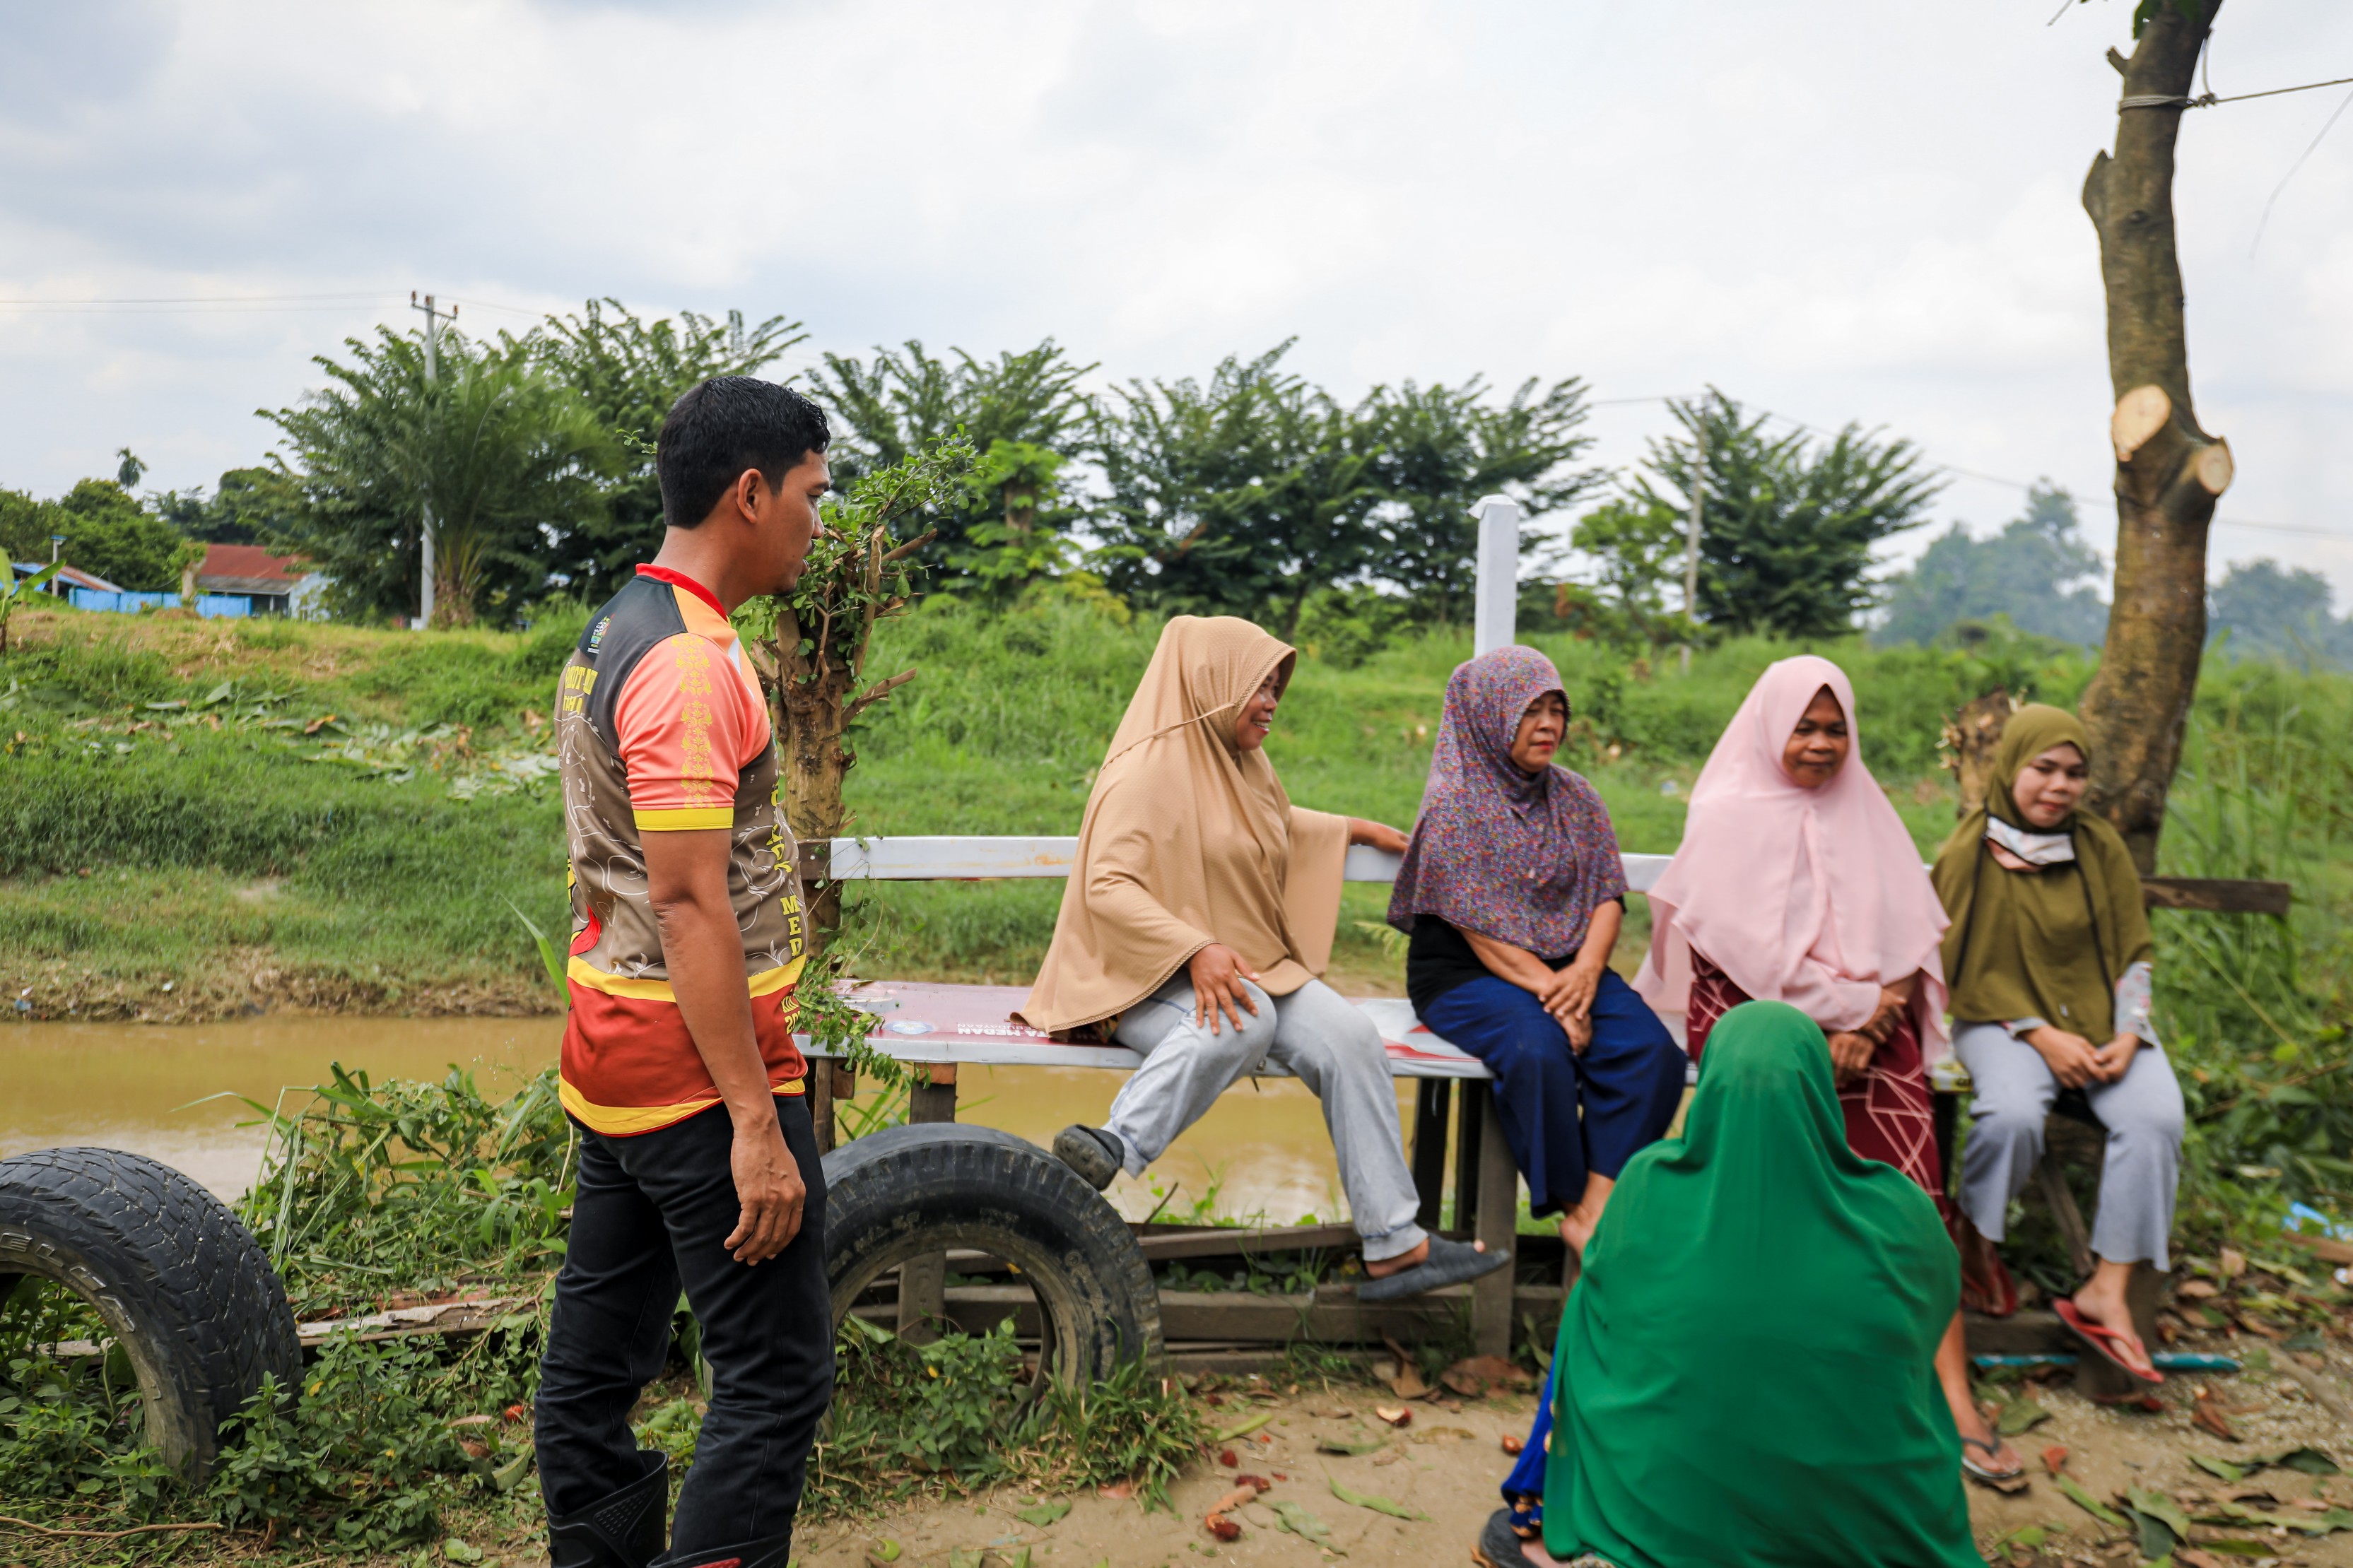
[1542,1001,1979,1568]
[1930,705,2151,1038]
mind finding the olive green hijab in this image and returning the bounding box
[1931,705,2151,1038]
[1542,1001,1979,1568]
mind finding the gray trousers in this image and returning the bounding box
[1109,974,1428,1263]
[1954,1021,2185,1269]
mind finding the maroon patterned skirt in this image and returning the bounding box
[1686,950,1950,1221]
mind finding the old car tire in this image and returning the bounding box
[821,1124,1161,1381]
[0,1147,301,1479]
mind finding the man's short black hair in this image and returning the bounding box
[656,377,831,529]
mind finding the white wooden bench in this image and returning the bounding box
[793,836,1676,1355]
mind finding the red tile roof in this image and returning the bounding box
[199,544,305,583]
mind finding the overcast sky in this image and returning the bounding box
[4,0,2349,601]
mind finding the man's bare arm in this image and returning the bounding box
[644,827,805,1265]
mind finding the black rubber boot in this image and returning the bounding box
[548,1453,669,1568]
[648,1531,795,1568]
[1051,1124,1125,1191]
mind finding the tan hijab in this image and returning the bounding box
[1020,615,1351,1035]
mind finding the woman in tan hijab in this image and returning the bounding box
[1025,615,1510,1300]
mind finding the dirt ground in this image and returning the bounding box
[782,1355,2353,1568]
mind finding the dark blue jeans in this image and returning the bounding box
[536,1096,831,1558]
[1421,969,1685,1215]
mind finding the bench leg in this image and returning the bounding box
[1472,1092,1518,1357]
[898,1065,957,1345]
[1451,1083,1485,1236]
[1411,1080,1452,1234]
[2035,1148,2097,1283]
[811,1060,835,1155]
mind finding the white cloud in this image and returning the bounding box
[1,0,2348,598]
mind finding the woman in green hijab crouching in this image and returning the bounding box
[1931,705,2180,1386]
[1475,1000,1983,1568]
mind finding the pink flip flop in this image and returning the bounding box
[2055,1298,2164,1385]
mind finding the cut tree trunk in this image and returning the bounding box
[1942,690,2019,819]
[2075,0,2228,873]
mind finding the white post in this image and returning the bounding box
[411,291,455,630]
[1471,494,1522,657]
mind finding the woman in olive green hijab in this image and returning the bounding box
[1931,705,2181,1386]
[1472,999,1983,1568]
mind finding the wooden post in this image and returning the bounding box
[1410,1080,1453,1234]
[898,1063,958,1344]
[810,1061,835,1155]
[1472,1093,1519,1357]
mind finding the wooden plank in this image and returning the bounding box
[1472,1092,1520,1357]
[898,1067,958,1345]
[797,837,1671,890]
[877,1282,1568,1343]
[2142,877,2292,915]
[298,1295,536,1347]
[1137,1222,1362,1263]
[1963,1310,2071,1356]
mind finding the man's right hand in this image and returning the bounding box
[2025,1025,2103,1090]
[724,1112,806,1265]
[1188,943,1262,1036]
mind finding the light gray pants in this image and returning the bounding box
[1109,974,1428,1263]
[1954,1021,2185,1269]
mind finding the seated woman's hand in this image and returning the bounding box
[1539,960,1604,1049]
[1346,817,1410,855]
[2091,1031,2141,1085]
[1186,943,1262,1037]
[1824,1030,1875,1085]
[2024,1025,2103,1089]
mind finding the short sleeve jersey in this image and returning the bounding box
[553,565,808,1136]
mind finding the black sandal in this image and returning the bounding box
[1961,1432,2027,1490]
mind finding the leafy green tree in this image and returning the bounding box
[1352,375,1602,621]
[266,327,613,626]
[1092,344,1380,636]
[809,339,1093,594]
[1627,391,1943,639]
[534,300,805,601]
[1876,483,2109,648]
[7,478,193,591]
[156,467,295,546]
[2210,558,2353,668]
[1568,497,1691,641]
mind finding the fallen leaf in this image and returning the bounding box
[1433,1396,1465,1413]
[1214,1411,1275,1443]
[2178,1278,2220,1299]
[2190,1454,2248,1482]
[1501,1434,1525,1456]
[1383,1336,1431,1400]
[442,1541,483,1564]
[1317,1434,1387,1456]
[449,1414,498,1427]
[1308,1405,1354,1420]
[2256,1444,2341,1476]
[2221,1247,2247,1279]
[2125,1486,2193,1541]
[2041,1445,2068,1476]
[947,1550,982,1568]
[1372,1449,1402,1468]
[865,1541,901,1565]
[1328,1478,1427,1520]
[1219,1448,1238,1468]
[1235,1474,1272,1492]
[1996,1397,2052,1436]
[2173,1550,2227,1568]
[1205,1479,1263,1542]
[1373,1405,1412,1428]
[1410,1425,1477,1446]
[1440,1355,1534,1399]
[1014,1499,1071,1528]
[2056,1475,2128,1528]
[1096,1482,1133,1501]
[1270,1499,1338,1551]
[2194,1399,2241,1442]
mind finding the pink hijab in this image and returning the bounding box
[1633,655,1951,1059]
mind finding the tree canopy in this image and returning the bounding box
[1876,483,2110,648]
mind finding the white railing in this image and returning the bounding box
[811,836,1674,892]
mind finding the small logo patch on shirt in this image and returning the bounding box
[589,616,611,652]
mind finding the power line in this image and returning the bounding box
[2123,73,2353,112]
[0,292,396,311]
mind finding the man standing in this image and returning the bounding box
[536,377,834,1568]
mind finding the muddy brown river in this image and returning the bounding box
[0,1018,1379,1227]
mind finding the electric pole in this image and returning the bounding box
[410,291,457,630]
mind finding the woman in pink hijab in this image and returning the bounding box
[1634,655,2022,1487]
